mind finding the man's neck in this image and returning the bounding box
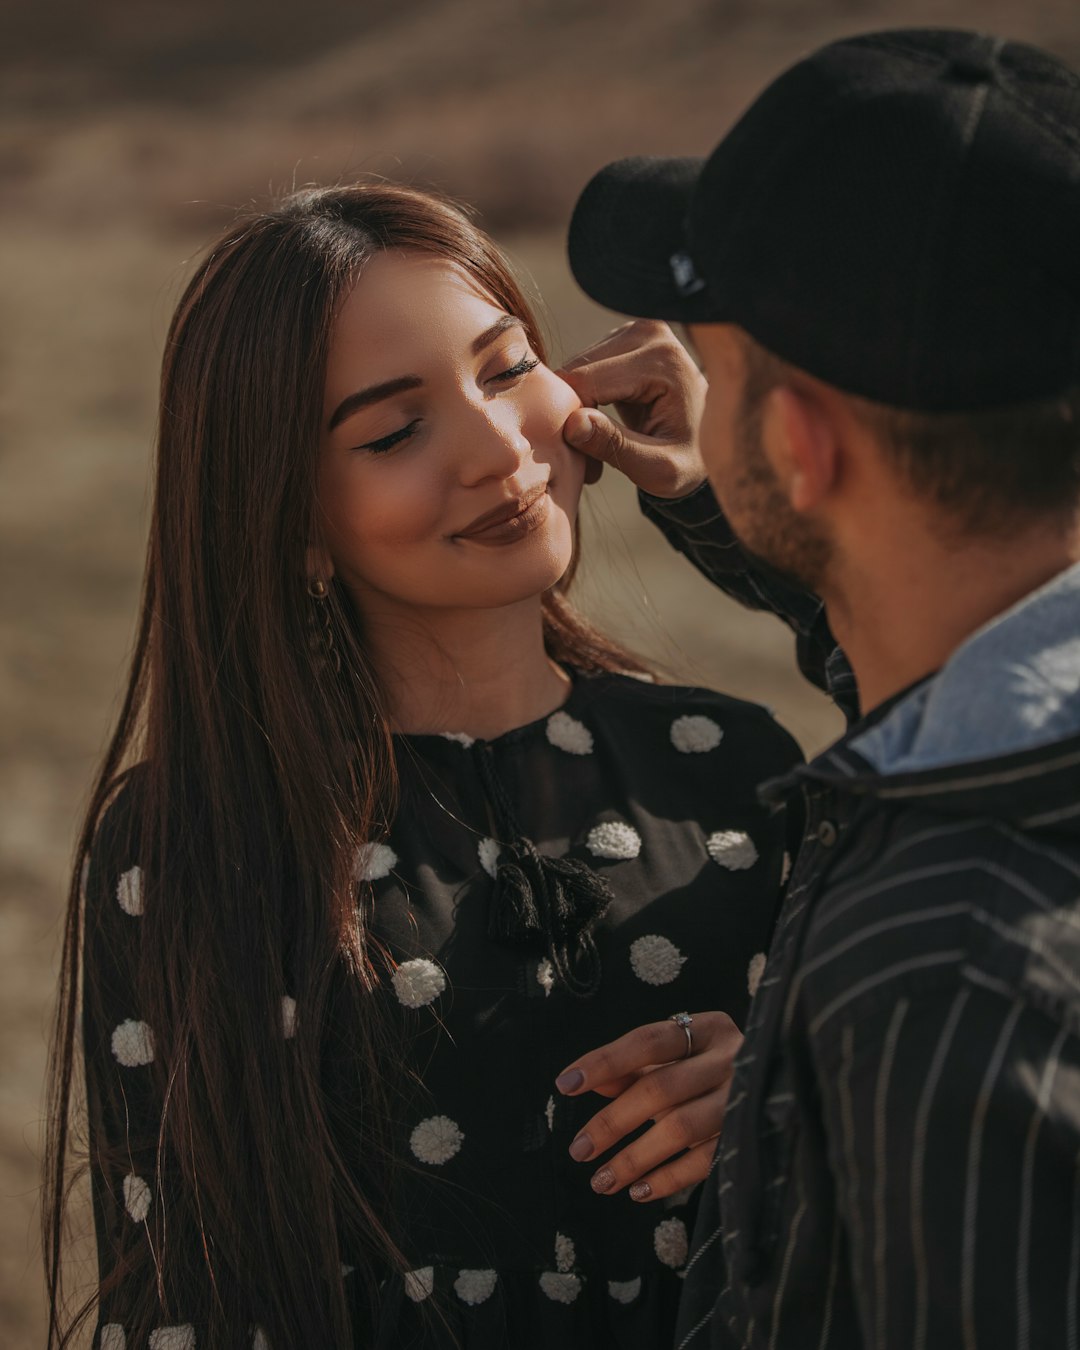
[823,516,1080,715]
[356,595,572,740]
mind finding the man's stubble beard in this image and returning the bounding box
[723,388,833,595]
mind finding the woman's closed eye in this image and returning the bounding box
[358,418,422,454]
[487,355,540,386]
[355,356,539,453]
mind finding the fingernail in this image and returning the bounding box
[555,1069,584,1094]
[569,1132,594,1162]
[590,1167,615,1194]
[629,1181,652,1202]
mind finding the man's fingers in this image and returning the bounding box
[558,319,676,373]
[563,404,705,499]
[564,407,687,487]
[558,358,664,415]
[563,408,633,465]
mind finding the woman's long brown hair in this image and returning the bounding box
[43,182,650,1348]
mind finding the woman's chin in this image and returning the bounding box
[465,535,576,611]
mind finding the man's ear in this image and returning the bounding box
[762,384,839,513]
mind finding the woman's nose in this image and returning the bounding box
[458,401,533,486]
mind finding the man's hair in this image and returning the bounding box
[738,333,1080,537]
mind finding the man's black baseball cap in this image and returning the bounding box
[568,29,1080,412]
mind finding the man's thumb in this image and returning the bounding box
[563,408,623,461]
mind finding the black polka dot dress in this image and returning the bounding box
[82,670,801,1349]
[352,672,800,1346]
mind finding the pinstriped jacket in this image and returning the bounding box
[643,484,1080,1349]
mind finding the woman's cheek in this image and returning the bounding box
[544,366,584,423]
[320,458,444,571]
[525,368,584,471]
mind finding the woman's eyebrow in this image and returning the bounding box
[328,375,423,432]
[471,314,524,354]
[327,317,525,432]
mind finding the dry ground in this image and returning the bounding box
[4,0,1079,1342]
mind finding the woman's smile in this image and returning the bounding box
[453,481,551,545]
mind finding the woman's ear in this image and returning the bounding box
[763,384,839,514]
[305,544,335,587]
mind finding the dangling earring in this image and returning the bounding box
[307,577,341,674]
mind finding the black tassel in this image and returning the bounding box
[487,838,613,997]
[473,740,612,997]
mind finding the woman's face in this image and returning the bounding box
[317,250,586,623]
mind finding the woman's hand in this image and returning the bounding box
[554,1011,742,1201]
[558,320,708,499]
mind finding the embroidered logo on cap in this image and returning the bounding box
[669,251,706,296]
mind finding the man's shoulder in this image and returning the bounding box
[798,806,1080,1042]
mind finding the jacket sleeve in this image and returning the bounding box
[639,483,860,723]
[82,794,201,1347]
[813,981,1080,1349]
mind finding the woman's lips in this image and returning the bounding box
[455,484,551,546]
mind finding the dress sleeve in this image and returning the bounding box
[82,793,198,1348]
[813,984,1080,1349]
[638,482,860,723]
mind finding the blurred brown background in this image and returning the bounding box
[4,1,1078,1342]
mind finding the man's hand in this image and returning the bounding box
[559,320,708,500]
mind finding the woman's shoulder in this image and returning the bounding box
[573,668,804,768]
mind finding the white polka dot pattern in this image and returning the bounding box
[536,958,554,995]
[111,1020,155,1067]
[554,1232,575,1273]
[629,935,686,986]
[404,1267,434,1302]
[281,996,297,1039]
[354,842,397,882]
[123,1173,151,1222]
[100,1325,126,1350]
[116,865,144,916]
[587,821,641,860]
[546,711,593,755]
[539,1271,581,1303]
[440,731,475,748]
[148,1327,195,1350]
[747,952,767,998]
[608,1277,642,1304]
[670,715,723,753]
[478,837,500,879]
[706,830,758,871]
[664,1183,698,1209]
[410,1115,464,1166]
[653,1216,689,1268]
[392,958,446,1009]
[454,1268,497,1305]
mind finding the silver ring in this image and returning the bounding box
[670,1011,693,1059]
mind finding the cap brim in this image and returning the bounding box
[567,156,716,323]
